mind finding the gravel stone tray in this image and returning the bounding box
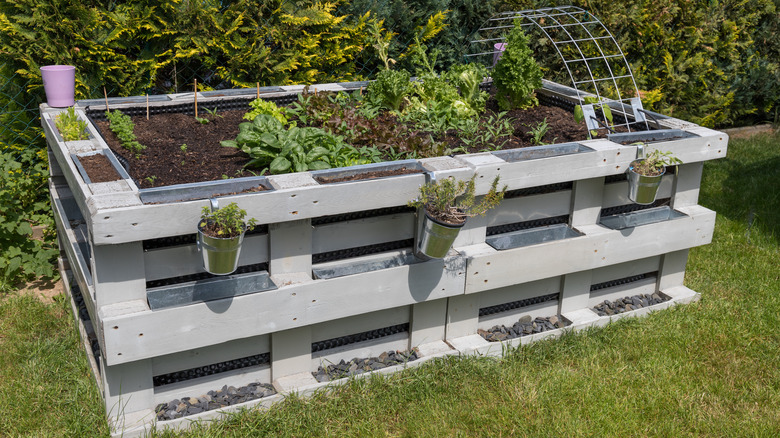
[155,382,276,421]
[313,350,419,382]
[592,293,670,316]
[478,314,569,342]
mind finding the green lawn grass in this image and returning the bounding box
[1,132,778,437]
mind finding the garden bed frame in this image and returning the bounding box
[43,79,726,437]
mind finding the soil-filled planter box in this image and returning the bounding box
[42,79,727,437]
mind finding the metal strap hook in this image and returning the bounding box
[209,198,219,212]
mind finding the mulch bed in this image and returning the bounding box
[93,92,593,189]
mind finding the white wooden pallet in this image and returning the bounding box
[44,80,726,436]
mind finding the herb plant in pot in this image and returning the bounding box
[627,148,682,205]
[197,202,257,275]
[409,175,506,259]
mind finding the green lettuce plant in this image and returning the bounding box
[55,107,88,141]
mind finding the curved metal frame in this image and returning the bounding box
[467,6,648,135]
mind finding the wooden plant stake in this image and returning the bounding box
[103,87,109,111]
[256,82,260,99]
[146,94,149,120]
[194,79,198,118]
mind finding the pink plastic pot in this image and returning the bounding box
[40,65,76,107]
[492,43,507,67]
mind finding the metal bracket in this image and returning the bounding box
[630,97,646,123]
[582,104,598,134]
[209,197,219,212]
[635,143,645,160]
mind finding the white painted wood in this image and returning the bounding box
[153,365,272,405]
[102,360,155,428]
[89,173,427,245]
[458,140,631,193]
[658,249,690,291]
[144,233,269,282]
[42,112,95,223]
[464,206,716,293]
[559,271,593,314]
[662,285,700,304]
[588,276,658,307]
[643,129,728,164]
[61,268,104,395]
[671,162,704,208]
[310,307,409,343]
[92,241,146,306]
[47,146,64,177]
[269,219,312,276]
[602,175,674,208]
[51,185,97,325]
[487,190,572,228]
[312,213,414,254]
[571,177,605,226]
[151,334,270,377]
[590,256,661,285]
[272,326,312,380]
[445,294,480,339]
[453,212,487,247]
[410,299,448,347]
[446,334,490,352]
[101,255,465,365]
[273,372,319,392]
[416,340,453,357]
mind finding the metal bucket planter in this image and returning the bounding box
[627,161,666,205]
[197,222,246,275]
[416,212,465,259]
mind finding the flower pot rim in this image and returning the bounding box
[423,209,467,228]
[40,64,76,71]
[628,160,666,178]
[197,220,247,240]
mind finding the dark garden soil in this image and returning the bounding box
[94,92,593,189]
[79,154,121,183]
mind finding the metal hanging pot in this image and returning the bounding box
[416,211,465,259]
[197,221,246,275]
[627,161,665,205]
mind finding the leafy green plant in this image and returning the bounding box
[221,114,358,174]
[204,107,223,118]
[244,99,289,125]
[492,20,543,110]
[408,175,507,225]
[366,69,412,111]
[180,144,187,153]
[104,110,146,158]
[574,96,614,138]
[631,149,683,176]
[199,202,257,239]
[144,175,157,185]
[54,107,88,141]
[460,112,514,151]
[527,119,551,145]
[0,149,58,291]
[195,116,210,124]
[447,63,489,114]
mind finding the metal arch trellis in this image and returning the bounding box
[466,6,651,137]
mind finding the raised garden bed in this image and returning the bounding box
[43,73,726,437]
